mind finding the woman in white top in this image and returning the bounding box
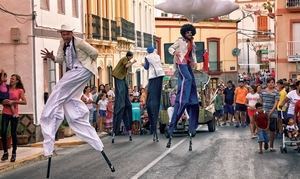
[279,81,300,120]
[81,86,94,125]
[97,93,108,133]
[246,85,260,138]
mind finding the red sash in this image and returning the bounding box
[184,40,193,64]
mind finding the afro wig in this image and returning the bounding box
[180,24,196,37]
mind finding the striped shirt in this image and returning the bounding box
[260,89,279,118]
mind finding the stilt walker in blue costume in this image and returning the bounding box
[166,24,199,151]
[143,46,165,142]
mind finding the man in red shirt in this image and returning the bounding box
[254,102,269,154]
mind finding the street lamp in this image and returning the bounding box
[246,38,250,74]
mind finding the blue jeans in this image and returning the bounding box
[257,129,269,143]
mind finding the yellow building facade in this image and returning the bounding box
[85,0,156,89]
[155,18,238,84]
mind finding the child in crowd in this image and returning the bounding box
[0,69,17,117]
[132,98,141,135]
[286,118,299,140]
[141,110,150,134]
[97,93,108,133]
[214,88,223,126]
[246,85,260,139]
[105,95,114,133]
[254,102,269,154]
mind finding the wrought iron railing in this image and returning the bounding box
[143,32,153,48]
[111,20,117,41]
[287,41,300,56]
[136,31,142,47]
[102,17,110,40]
[117,17,135,41]
[91,14,101,39]
[286,0,300,8]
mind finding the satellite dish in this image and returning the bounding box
[232,48,241,56]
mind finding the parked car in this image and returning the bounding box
[159,70,217,134]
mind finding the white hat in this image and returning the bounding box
[58,24,75,32]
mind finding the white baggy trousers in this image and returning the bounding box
[40,66,104,156]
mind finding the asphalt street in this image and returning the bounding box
[0,126,299,179]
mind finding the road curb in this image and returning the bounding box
[27,133,108,148]
[0,153,43,173]
[0,133,109,174]
[28,140,87,148]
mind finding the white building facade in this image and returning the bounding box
[229,0,275,73]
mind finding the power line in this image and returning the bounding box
[0,5,33,17]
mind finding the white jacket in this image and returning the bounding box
[168,37,197,64]
[55,37,99,78]
[145,52,165,79]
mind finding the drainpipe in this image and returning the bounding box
[31,0,37,124]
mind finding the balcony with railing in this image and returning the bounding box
[286,0,300,11]
[90,14,101,39]
[111,20,117,41]
[102,18,110,41]
[143,33,153,48]
[136,31,142,47]
[287,41,300,62]
[117,17,135,42]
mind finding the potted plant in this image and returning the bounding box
[263,1,275,18]
[17,124,29,145]
[57,123,65,139]
[62,118,74,137]
[263,1,274,13]
[0,114,12,150]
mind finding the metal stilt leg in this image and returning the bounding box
[189,133,192,151]
[166,136,172,148]
[112,133,115,143]
[46,157,52,178]
[129,130,132,141]
[101,151,115,172]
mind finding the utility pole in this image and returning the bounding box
[247,38,250,74]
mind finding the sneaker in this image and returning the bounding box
[270,148,276,152]
[1,152,9,161]
[100,131,108,135]
[251,135,257,139]
[264,143,269,150]
[222,123,227,126]
[10,154,16,162]
[235,124,240,128]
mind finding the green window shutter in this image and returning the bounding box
[195,42,205,63]
[164,43,173,64]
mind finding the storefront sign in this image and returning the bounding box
[288,55,300,62]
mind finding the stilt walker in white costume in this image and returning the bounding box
[143,46,165,142]
[40,24,115,178]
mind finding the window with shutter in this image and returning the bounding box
[72,0,79,18]
[57,0,65,14]
[41,0,49,10]
[257,16,268,38]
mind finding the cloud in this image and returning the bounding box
[155,0,239,23]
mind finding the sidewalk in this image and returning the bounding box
[0,132,108,173]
